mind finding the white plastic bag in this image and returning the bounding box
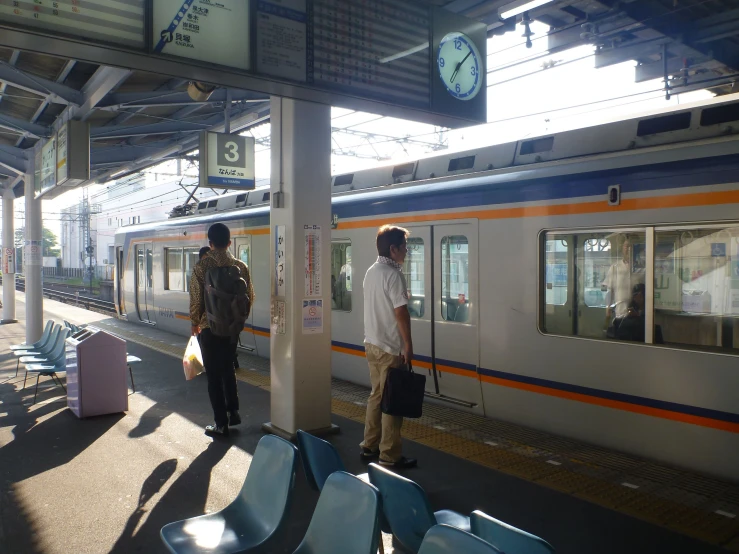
[183,336,204,380]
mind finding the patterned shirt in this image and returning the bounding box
[189,249,255,329]
[377,255,402,271]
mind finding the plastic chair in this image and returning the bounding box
[368,463,470,554]
[160,435,298,554]
[292,471,381,554]
[126,355,141,393]
[297,429,352,491]
[418,525,502,554]
[24,328,70,403]
[9,320,53,351]
[296,430,388,552]
[15,325,62,378]
[470,510,555,554]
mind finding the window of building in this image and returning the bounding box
[402,237,425,318]
[441,235,469,322]
[184,248,200,292]
[165,248,184,291]
[331,241,352,311]
[107,246,114,265]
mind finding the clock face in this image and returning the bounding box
[437,32,482,101]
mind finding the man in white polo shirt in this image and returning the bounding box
[360,224,416,469]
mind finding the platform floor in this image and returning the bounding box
[0,293,737,554]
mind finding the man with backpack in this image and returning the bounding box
[190,223,254,437]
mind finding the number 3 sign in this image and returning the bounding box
[200,131,256,190]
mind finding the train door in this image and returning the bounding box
[401,225,433,395]
[116,246,124,315]
[234,236,256,351]
[135,242,155,324]
[432,222,483,411]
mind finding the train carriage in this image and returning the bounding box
[115,94,739,481]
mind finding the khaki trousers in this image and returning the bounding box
[361,342,403,463]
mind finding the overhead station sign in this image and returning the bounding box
[0,0,145,49]
[0,0,486,127]
[200,131,255,190]
[152,0,250,70]
[33,121,90,199]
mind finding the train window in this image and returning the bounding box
[237,244,250,266]
[541,231,647,341]
[165,248,184,291]
[184,248,200,292]
[440,236,469,323]
[331,241,352,312]
[402,237,425,318]
[544,239,568,306]
[653,225,739,354]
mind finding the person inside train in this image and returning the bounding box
[190,224,254,437]
[360,224,417,469]
[615,283,646,342]
[603,237,645,323]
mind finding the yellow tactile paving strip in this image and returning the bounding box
[93,318,739,550]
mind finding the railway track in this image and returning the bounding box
[0,277,117,316]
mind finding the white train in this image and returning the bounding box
[115,94,739,481]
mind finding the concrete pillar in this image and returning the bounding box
[25,153,43,344]
[264,97,336,439]
[2,187,17,323]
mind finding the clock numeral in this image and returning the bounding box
[454,39,462,50]
[439,57,445,67]
[470,66,477,76]
[455,83,461,93]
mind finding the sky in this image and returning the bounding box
[37,20,714,239]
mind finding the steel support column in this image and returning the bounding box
[24,152,43,343]
[2,187,17,323]
[263,97,335,439]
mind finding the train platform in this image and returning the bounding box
[1,293,737,554]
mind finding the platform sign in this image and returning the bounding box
[3,247,14,275]
[199,132,255,189]
[0,0,145,48]
[34,136,56,198]
[56,123,68,184]
[257,0,308,82]
[152,0,250,70]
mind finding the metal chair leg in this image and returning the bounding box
[15,357,20,377]
[23,369,28,389]
[129,366,135,393]
[33,373,40,404]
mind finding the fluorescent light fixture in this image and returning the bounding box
[499,0,556,19]
[380,42,429,64]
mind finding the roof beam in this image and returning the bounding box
[0,60,83,105]
[97,88,267,109]
[0,146,28,174]
[0,50,20,107]
[635,56,722,83]
[75,66,132,122]
[93,105,270,184]
[106,78,187,126]
[0,113,49,139]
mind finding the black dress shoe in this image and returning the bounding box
[360,447,379,460]
[228,411,242,426]
[205,423,229,437]
[379,456,417,469]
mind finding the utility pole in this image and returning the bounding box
[80,189,101,292]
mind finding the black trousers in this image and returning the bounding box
[200,328,239,427]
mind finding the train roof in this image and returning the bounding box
[181,93,739,219]
[115,93,739,236]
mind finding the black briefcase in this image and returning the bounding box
[381,363,426,418]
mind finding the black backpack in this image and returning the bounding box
[204,264,251,342]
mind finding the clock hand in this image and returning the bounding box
[450,50,473,83]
